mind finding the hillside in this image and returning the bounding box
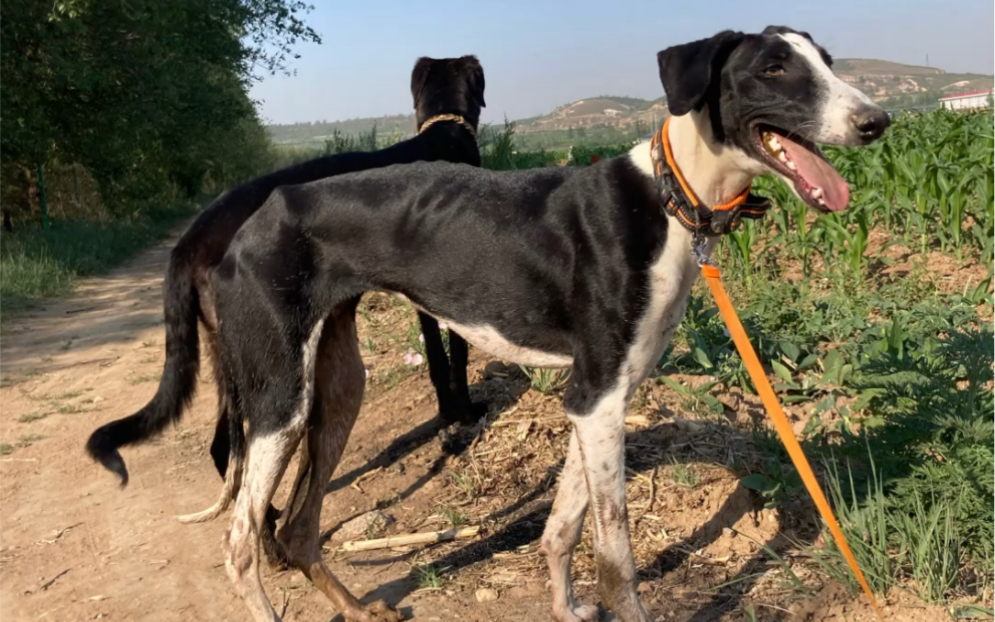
[267,113,418,145]
[266,58,993,149]
[835,58,993,108]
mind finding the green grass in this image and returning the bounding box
[448,469,479,500]
[17,412,47,423]
[127,372,162,385]
[1,201,197,319]
[520,366,571,394]
[670,459,701,489]
[414,564,445,590]
[54,403,93,415]
[16,434,44,448]
[440,505,468,527]
[0,444,14,456]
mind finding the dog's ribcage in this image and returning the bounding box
[418,222,708,385]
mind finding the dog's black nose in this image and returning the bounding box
[851,108,890,141]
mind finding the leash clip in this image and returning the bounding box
[690,233,714,268]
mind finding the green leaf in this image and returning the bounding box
[782,394,814,404]
[771,360,794,383]
[861,415,886,428]
[701,394,724,414]
[657,376,690,397]
[798,353,820,370]
[740,474,774,493]
[693,347,714,370]
[779,341,801,362]
[822,350,844,380]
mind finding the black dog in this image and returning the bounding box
[100,27,890,622]
[86,55,486,566]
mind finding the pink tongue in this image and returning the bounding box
[778,134,850,212]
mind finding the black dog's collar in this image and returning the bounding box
[418,114,476,137]
[649,118,770,237]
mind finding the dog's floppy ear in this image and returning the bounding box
[656,30,744,116]
[411,56,434,108]
[460,55,486,108]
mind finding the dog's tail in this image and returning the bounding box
[86,257,201,486]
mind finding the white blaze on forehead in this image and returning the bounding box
[778,32,876,143]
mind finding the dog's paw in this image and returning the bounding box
[438,398,487,426]
[552,603,601,622]
[346,600,404,622]
[260,523,291,571]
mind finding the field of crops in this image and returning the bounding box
[478,108,994,610]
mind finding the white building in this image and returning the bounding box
[939,88,994,111]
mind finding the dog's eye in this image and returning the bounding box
[763,65,785,77]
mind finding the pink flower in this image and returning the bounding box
[418,334,425,343]
[403,349,424,366]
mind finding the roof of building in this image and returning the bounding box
[939,88,994,100]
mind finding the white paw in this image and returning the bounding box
[553,603,601,622]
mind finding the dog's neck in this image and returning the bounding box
[666,111,762,207]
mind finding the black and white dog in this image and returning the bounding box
[202,27,887,622]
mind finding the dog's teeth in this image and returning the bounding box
[763,132,784,157]
[777,151,788,163]
[786,160,797,171]
[810,187,823,199]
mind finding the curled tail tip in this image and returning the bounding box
[176,508,223,524]
[86,432,130,487]
[176,490,234,524]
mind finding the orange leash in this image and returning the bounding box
[700,263,884,620]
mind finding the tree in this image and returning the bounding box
[0,0,320,216]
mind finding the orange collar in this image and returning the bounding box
[648,117,770,236]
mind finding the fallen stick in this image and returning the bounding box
[340,526,480,552]
[35,568,70,593]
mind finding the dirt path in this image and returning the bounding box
[0,230,559,622]
[0,230,953,622]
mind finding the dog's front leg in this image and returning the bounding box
[540,429,598,622]
[564,375,651,622]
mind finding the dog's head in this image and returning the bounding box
[657,26,890,213]
[411,55,486,131]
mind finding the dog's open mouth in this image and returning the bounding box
[755,126,849,212]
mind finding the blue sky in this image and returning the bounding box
[250,0,995,125]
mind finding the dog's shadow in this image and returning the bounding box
[323,409,813,622]
[319,373,525,543]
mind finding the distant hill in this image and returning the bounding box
[267,114,417,145]
[266,58,993,149]
[834,59,993,109]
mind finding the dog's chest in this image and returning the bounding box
[623,226,711,381]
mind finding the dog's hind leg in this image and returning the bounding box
[223,319,326,622]
[224,422,304,622]
[278,303,402,622]
[418,312,484,425]
[445,331,487,420]
[208,334,289,570]
[540,429,599,622]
